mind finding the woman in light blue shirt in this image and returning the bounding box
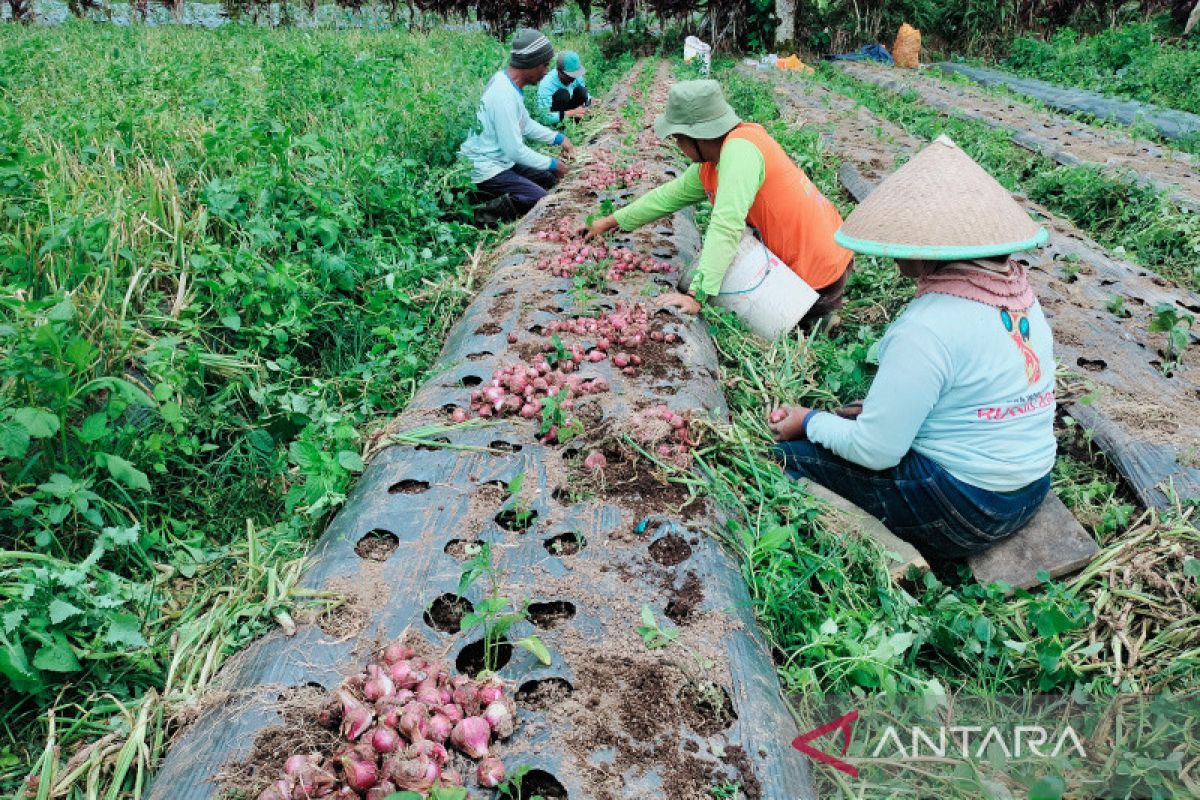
[769,137,1056,558]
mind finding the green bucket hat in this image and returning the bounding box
[653,80,741,140]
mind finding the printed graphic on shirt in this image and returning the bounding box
[1000,308,1041,385]
[976,390,1054,421]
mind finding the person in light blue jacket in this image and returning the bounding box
[537,51,591,125]
[768,136,1056,558]
[461,29,575,223]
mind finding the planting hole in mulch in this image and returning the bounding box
[514,769,568,800]
[415,436,451,451]
[354,529,399,561]
[561,445,582,462]
[1078,357,1108,371]
[529,323,546,335]
[444,538,486,560]
[475,323,502,335]
[490,440,523,453]
[423,593,473,634]
[466,350,493,360]
[679,681,737,736]
[461,374,483,387]
[456,636,513,677]
[516,677,575,710]
[664,571,703,624]
[388,479,429,494]
[544,531,585,556]
[318,594,367,638]
[528,600,576,629]
[649,533,692,566]
[495,506,538,532]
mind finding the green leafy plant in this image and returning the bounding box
[539,387,584,443]
[1106,294,1131,318]
[1148,302,1193,374]
[636,603,679,650]
[496,764,548,800]
[457,542,552,674]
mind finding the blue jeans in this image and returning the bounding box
[772,440,1050,558]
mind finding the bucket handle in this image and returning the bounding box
[717,239,775,297]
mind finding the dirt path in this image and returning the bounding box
[763,70,1200,510]
[836,62,1200,212]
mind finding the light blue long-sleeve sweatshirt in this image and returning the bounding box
[536,70,588,124]
[807,293,1057,491]
[460,70,565,184]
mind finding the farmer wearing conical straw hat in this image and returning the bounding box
[769,136,1056,558]
[586,80,853,329]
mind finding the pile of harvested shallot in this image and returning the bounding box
[255,643,515,799]
[533,218,672,281]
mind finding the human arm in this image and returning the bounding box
[805,325,949,470]
[610,163,708,230]
[689,138,765,296]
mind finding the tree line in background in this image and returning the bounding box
[2,0,1195,71]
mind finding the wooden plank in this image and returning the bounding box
[803,480,929,581]
[968,494,1098,591]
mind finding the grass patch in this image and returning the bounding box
[1002,22,1200,117]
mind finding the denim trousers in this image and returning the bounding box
[772,440,1050,558]
[476,164,558,215]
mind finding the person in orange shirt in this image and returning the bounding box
[587,79,853,328]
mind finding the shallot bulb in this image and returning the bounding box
[477,757,506,788]
[583,451,607,471]
[451,716,492,759]
[337,752,378,793]
[337,690,374,742]
[427,712,453,743]
[398,701,429,741]
[283,755,314,776]
[257,780,293,800]
[768,408,788,424]
[387,755,439,793]
[293,761,336,797]
[440,704,464,723]
[371,725,401,754]
[366,780,399,800]
[382,644,414,664]
[363,665,395,702]
[483,698,516,739]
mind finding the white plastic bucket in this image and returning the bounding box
[712,231,818,339]
[683,36,712,74]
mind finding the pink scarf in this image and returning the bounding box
[914,258,1035,311]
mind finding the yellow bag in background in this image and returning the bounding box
[774,54,815,74]
[893,22,921,68]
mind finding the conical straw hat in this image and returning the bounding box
[835,135,1048,260]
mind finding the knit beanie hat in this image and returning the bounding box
[510,28,554,69]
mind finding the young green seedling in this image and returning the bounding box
[636,604,679,650]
